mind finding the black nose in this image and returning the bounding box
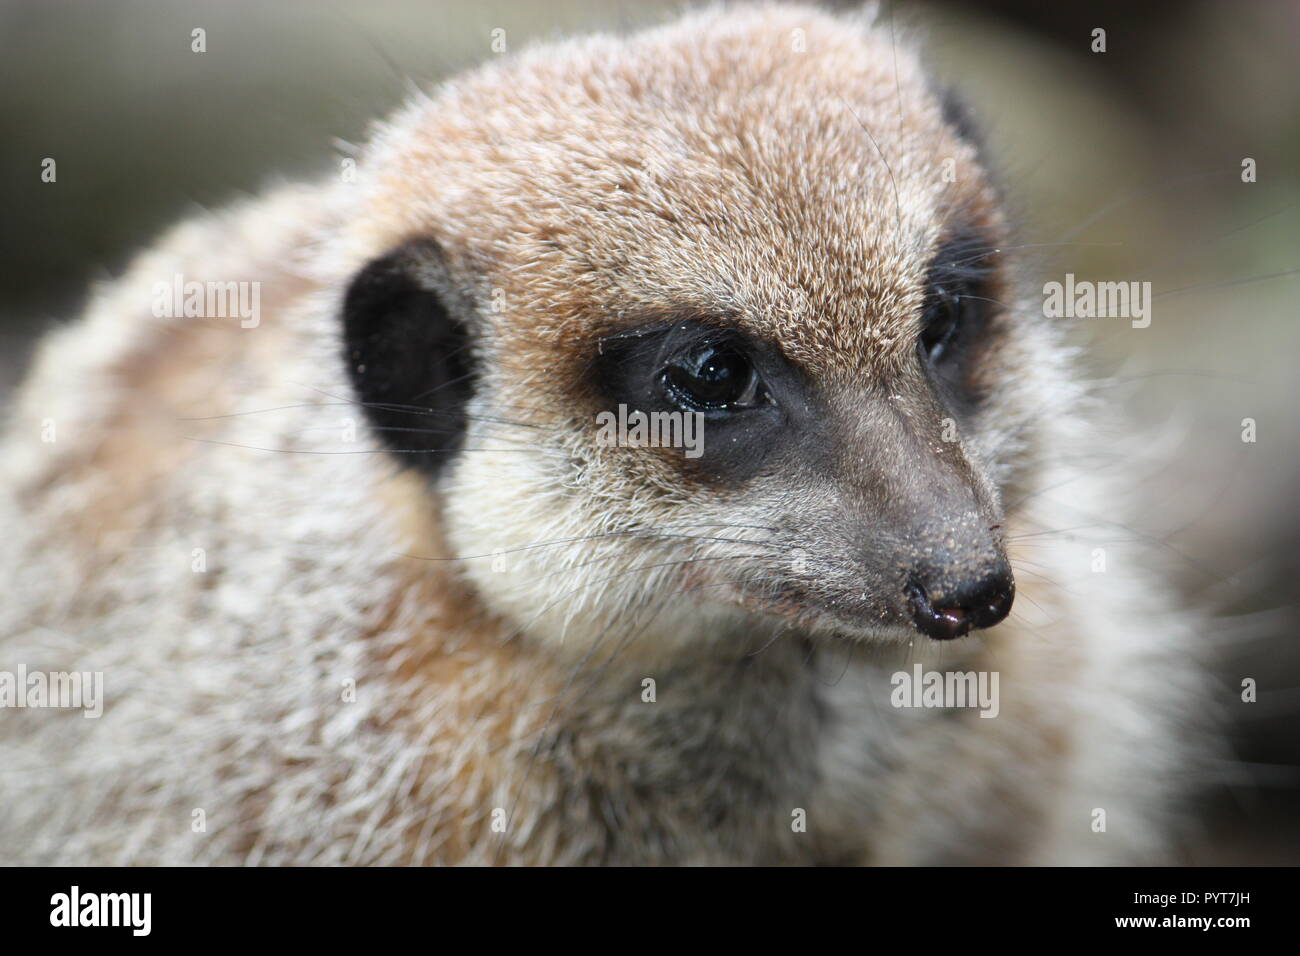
[906,570,1014,640]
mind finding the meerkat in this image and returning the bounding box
[0,3,1206,865]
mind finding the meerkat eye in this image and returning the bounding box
[919,287,975,364]
[662,342,765,411]
[918,228,997,371]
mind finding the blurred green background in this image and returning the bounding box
[2,0,1297,863]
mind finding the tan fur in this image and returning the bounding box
[0,4,1203,865]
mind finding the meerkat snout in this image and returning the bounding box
[820,382,1016,641]
[859,429,1016,642]
[906,565,1015,641]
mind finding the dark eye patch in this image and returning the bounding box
[596,321,767,412]
[918,227,999,414]
[589,318,815,485]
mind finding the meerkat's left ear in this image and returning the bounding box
[938,85,983,149]
[341,239,476,476]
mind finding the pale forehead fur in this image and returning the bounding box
[352,2,995,379]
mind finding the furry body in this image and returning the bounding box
[0,4,1200,864]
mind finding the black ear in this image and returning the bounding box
[341,239,475,476]
[938,85,985,156]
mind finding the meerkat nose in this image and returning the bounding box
[906,569,1015,641]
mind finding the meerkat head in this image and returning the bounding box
[341,4,1053,652]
